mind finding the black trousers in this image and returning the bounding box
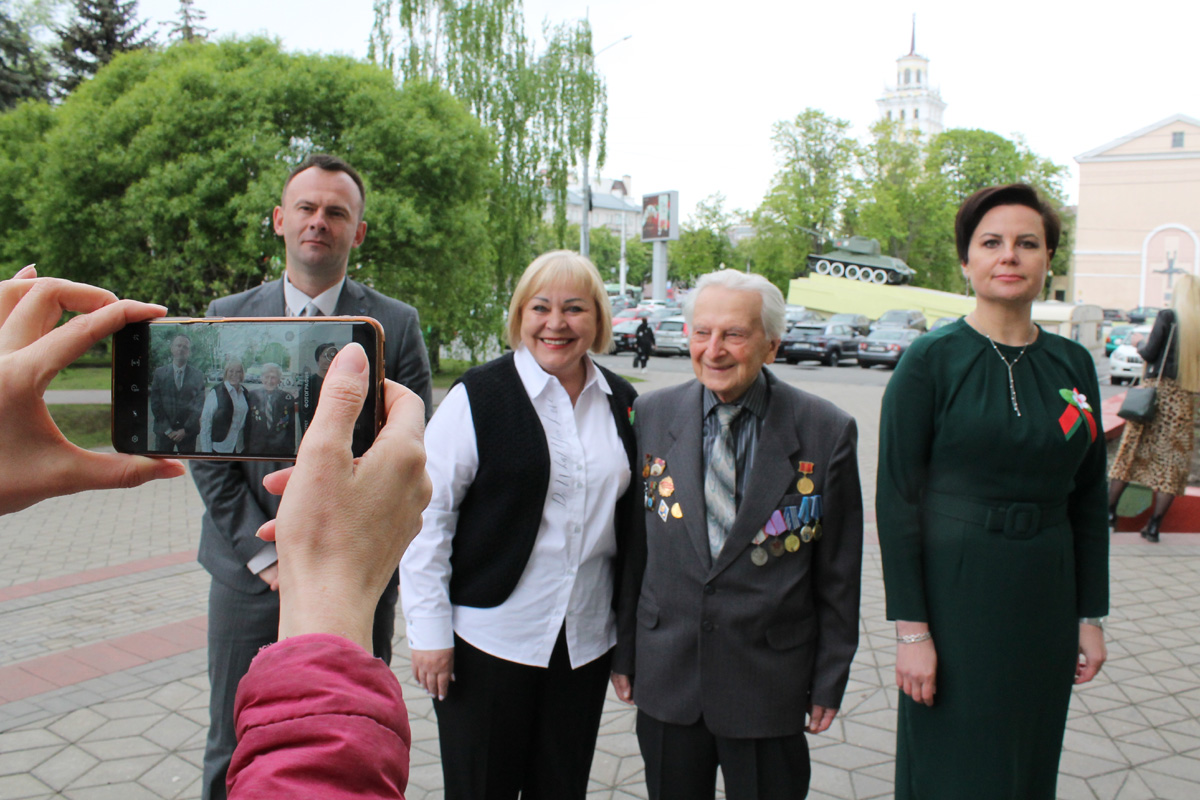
[633,346,652,369]
[201,571,397,800]
[433,630,612,800]
[637,710,812,800]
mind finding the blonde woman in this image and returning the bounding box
[1109,273,1200,541]
[198,359,250,453]
[401,251,638,800]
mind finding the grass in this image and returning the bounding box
[48,365,111,391]
[47,404,112,450]
[431,358,472,389]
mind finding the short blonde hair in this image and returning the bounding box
[1172,273,1200,392]
[223,358,245,382]
[506,250,613,353]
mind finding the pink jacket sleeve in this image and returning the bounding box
[229,633,410,799]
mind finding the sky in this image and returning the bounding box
[135,0,1197,222]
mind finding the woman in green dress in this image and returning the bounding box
[877,184,1109,799]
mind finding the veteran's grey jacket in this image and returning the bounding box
[613,369,863,738]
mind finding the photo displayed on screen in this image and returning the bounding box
[144,321,354,458]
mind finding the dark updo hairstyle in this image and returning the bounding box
[954,183,1061,265]
[314,342,337,362]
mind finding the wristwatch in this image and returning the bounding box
[1079,617,1105,630]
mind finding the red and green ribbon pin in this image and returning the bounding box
[1058,388,1096,442]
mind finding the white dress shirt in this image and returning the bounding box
[401,346,631,668]
[198,382,248,453]
[283,273,344,317]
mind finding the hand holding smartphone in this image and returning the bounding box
[112,317,385,460]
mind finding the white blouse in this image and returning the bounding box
[198,382,248,453]
[401,346,631,668]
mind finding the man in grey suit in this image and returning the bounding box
[149,333,205,452]
[244,363,296,456]
[612,270,862,800]
[190,154,433,800]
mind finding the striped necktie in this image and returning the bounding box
[301,302,323,317]
[705,404,741,561]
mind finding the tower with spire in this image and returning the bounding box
[876,16,945,137]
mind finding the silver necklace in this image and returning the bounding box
[985,333,1033,416]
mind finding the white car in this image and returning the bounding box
[1108,325,1152,385]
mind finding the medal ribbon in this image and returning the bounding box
[1057,388,1097,442]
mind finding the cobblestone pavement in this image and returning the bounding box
[4,370,1200,799]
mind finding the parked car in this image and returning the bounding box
[872,308,927,332]
[653,316,690,355]
[785,305,825,331]
[1102,308,1128,322]
[1127,306,1161,325]
[780,322,864,366]
[828,313,871,336]
[1104,324,1136,356]
[857,328,922,369]
[609,319,641,353]
[930,316,958,331]
[1109,325,1152,384]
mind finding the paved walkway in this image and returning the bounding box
[5,368,1200,799]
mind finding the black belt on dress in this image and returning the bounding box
[923,491,1069,540]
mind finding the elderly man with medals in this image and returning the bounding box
[612,269,863,800]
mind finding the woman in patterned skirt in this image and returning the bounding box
[1109,273,1200,541]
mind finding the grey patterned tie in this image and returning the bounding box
[301,302,322,317]
[705,404,741,561]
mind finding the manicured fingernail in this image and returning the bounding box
[330,342,367,375]
[14,264,36,279]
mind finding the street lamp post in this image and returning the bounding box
[579,34,631,259]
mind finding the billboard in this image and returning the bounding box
[641,191,680,242]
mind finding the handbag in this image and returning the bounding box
[1117,320,1176,424]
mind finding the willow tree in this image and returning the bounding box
[372,0,607,295]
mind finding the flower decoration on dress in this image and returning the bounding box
[1057,387,1097,442]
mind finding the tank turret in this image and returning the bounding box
[806,236,916,285]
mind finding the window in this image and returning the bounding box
[916,70,922,84]
[914,109,920,120]
[904,68,911,84]
[900,110,906,121]
[1172,131,1185,148]
[887,111,893,120]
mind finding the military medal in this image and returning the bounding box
[785,533,801,552]
[783,505,799,532]
[769,510,786,535]
[658,499,669,522]
[811,496,823,540]
[645,493,654,509]
[643,454,652,479]
[670,502,683,519]
[658,476,675,497]
[649,480,657,494]
[751,547,769,566]
[796,461,815,495]
[752,530,768,545]
[799,495,814,542]
[768,537,785,557]
[650,458,666,477]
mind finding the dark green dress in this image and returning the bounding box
[877,320,1109,800]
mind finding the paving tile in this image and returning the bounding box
[135,754,199,800]
[0,773,54,799]
[29,746,99,792]
[0,745,60,776]
[69,754,163,789]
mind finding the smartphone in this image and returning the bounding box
[112,317,385,461]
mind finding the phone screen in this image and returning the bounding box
[112,318,383,460]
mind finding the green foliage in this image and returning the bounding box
[52,0,151,93]
[381,0,608,295]
[744,111,1072,295]
[1,4,53,106]
[0,38,497,364]
[162,0,211,44]
[47,365,110,390]
[47,403,112,449]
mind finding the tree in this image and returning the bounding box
[752,109,861,281]
[52,0,151,93]
[0,39,496,370]
[377,0,608,296]
[0,4,52,106]
[162,0,211,44]
[668,193,736,286]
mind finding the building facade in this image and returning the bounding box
[875,24,945,137]
[1073,114,1200,310]
[544,172,642,239]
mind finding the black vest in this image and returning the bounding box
[211,383,248,443]
[449,352,638,608]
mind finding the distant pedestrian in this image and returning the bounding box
[633,317,654,372]
[1109,272,1200,541]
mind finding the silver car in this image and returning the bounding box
[653,316,690,356]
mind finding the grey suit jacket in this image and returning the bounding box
[150,363,205,437]
[191,277,433,594]
[613,369,862,739]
